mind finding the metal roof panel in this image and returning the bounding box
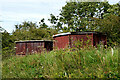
[15,40,52,43]
[53,31,103,37]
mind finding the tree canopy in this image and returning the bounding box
[48,1,120,45]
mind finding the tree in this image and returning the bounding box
[0,26,5,33]
[2,30,14,49]
[39,18,48,28]
[49,1,120,46]
[93,2,120,46]
[96,15,120,46]
[12,21,57,41]
[13,21,38,40]
[49,2,110,32]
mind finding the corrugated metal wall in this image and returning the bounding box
[53,35,69,49]
[53,33,107,49]
[15,32,107,55]
[25,42,44,55]
[16,42,26,55]
[53,34,93,49]
[16,41,52,55]
[69,33,93,47]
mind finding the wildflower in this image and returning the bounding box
[111,48,114,56]
[64,71,67,77]
[103,57,105,61]
[105,45,107,48]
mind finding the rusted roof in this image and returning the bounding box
[15,40,52,43]
[53,32,71,37]
[53,31,105,38]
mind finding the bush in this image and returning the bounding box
[2,47,15,60]
[2,45,119,78]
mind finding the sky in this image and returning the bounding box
[0,0,119,33]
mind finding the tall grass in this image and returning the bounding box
[2,45,119,78]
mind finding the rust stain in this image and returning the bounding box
[15,41,53,55]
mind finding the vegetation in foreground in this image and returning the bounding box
[1,1,120,79]
[2,46,119,78]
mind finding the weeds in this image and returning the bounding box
[2,45,119,78]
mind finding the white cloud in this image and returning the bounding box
[1,11,53,33]
[108,0,119,4]
[2,13,48,22]
[1,0,67,4]
[0,0,66,33]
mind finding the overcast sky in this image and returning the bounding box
[0,0,119,33]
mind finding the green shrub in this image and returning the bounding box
[2,47,15,60]
[2,45,119,78]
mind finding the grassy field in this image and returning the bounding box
[2,46,119,78]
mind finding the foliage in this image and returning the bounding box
[48,2,110,32]
[2,47,15,60]
[13,21,57,41]
[2,31,14,49]
[2,46,119,78]
[48,1,120,46]
[0,26,5,33]
[96,14,120,46]
[2,31,15,60]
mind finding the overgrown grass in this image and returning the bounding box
[2,46,119,78]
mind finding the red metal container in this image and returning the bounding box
[15,40,53,55]
[53,32,107,49]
